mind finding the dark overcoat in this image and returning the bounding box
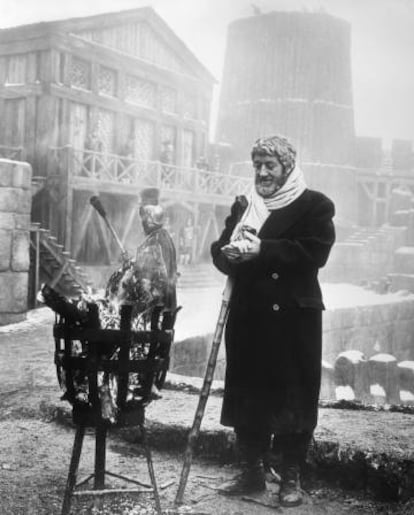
[211,189,335,436]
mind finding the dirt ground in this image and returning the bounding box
[1,389,414,515]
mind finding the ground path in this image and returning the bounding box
[1,289,414,513]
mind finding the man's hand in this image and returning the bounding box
[237,231,261,261]
[221,232,261,262]
[221,244,241,261]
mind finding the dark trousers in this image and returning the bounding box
[235,426,312,468]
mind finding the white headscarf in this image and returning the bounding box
[231,165,307,241]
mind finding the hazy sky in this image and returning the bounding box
[1,0,413,146]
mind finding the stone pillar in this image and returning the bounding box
[334,350,371,403]
[368,353,400,405]
[0,159,32,325]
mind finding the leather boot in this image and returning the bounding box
[218,428,268,496]
[218,458,266,496]
[279,464,303,507]
[263,447,282,484]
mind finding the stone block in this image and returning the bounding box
[0,188,31,214]
[14,214,30,230]
[17,189,32,214]
[368,354,400,404]
[11,230,30,271]
[11,161,32,189]
[398,361,414,394]
[0,159,31,188]
[0,272,28,312]
[0,212,15,230]
[0,229,12,271]
[0,164,13,187]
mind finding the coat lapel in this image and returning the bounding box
[258,189,312,238]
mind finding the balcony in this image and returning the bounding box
[48,146,251,205]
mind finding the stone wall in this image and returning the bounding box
[322,298,414,364]
[170,295,414,381]
[0,159,32,325]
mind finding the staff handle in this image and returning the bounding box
[175,278,233,505]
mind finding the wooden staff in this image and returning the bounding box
[175,278,233,506]
[89,195,126,254]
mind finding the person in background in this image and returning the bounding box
[136,188,178,312]
[211,134,335,507]
[106,188,177,314]
[179,217,195,266]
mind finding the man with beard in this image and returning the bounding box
[211,135,335,507]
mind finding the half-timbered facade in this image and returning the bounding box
[0,8,229,265]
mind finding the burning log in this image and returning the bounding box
[39,191,178,425]
[39,282,177,426]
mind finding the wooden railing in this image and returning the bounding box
[321,350,414,405]
[49,146,251,201]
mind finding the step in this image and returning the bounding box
[34,222,93,295]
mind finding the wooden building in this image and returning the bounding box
[0,8,232,267]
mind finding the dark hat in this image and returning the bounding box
[140,188,159,206]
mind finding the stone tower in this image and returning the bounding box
[216,11,355,165]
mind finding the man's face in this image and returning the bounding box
[253,154,285,198]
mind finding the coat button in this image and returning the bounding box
[271,272,279,280]
[272,304,280,311]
